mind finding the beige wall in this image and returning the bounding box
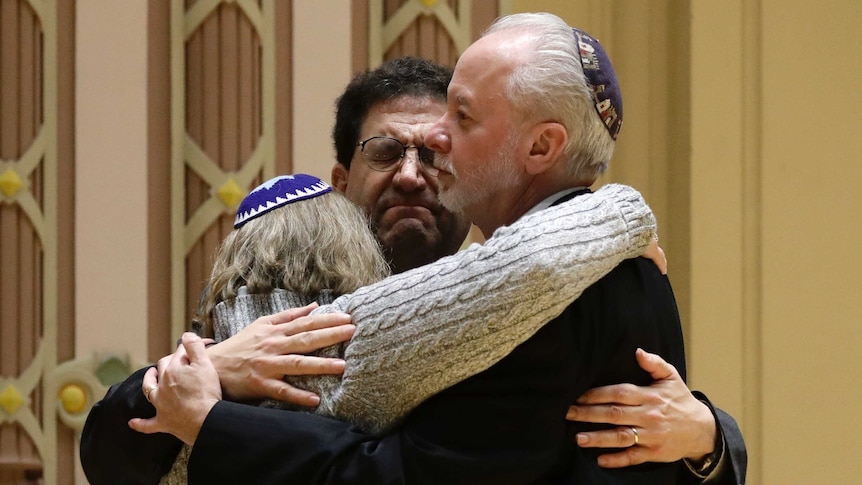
[691,0,862,482]
[292,0,352,180]
[75,1,149,362]
[516,1,862,483]
[756,1,862,482]
[65,0,862,483]
[73,4,149,484]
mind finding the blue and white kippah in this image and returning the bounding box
[234,174,332,229]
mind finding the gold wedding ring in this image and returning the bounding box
[143,384,157,402]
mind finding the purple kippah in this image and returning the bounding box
[234,174,332,229]
[573,27,623,140]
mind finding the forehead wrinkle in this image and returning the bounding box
[452,80,506,117]
[361,97,444,143]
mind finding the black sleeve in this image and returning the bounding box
[188,319,578,485]
[691,391,748,485]
[188,402,406,484]
[188,399,565,485]
[80,367,183,485]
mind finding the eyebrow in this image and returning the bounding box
[454,93,470,108]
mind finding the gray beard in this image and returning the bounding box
[437,141,522,215]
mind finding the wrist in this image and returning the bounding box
[177,397,219,446]
[684,425,724,478]
[206,345,243,401]
[687,399,718,460]
[683,399,724,478]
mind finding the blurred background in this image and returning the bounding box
[0,0,859,483]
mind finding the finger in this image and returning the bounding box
[634,348,679,381]
[258,380,323,407]
[276,313,354,337]
[567,403,641,427]
[575,382,642,406]
[263,304,318,325]
[596,446,651,468]
[576,426,641,449]
[643,238,668,275]
[278,324,356,354]
[128,417,161,435]
[156,353,172,377]
[142,367,158,401]
[181,332,210,364]
[170,338,191,367]
[656,245,667,274]
[142,366,159,388]
[271,354,347,377]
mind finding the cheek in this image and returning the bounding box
[451,129,486,158]
[345,171,388,213]
[450,137,484,172]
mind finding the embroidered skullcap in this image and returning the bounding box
[572,27,623,140]
[234,174,332,229]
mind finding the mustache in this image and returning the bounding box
[433,154,457,178]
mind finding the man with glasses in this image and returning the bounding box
[81,55,744,484]
[329,58,471,274]
[355,136,437,173]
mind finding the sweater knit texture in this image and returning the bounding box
[160,183,655,484]
[312,183,655,433]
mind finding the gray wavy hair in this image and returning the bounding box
[196,190,390,336]
[484,12,615,181]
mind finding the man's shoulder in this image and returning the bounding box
[578,257,671,297]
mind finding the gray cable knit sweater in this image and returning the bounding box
[161,183,655,484]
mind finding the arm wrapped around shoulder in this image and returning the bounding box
[302,183,657,434]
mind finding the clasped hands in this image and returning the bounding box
[129,304,354,445]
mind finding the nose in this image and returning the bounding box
[424,119,450,154]
[392,150,428,192]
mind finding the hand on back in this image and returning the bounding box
[207,304,355,405]
[567,348,717,467]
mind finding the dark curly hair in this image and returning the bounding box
[332,57,452,168]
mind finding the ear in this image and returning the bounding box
[524,122,568,175]
[331,163,349,192]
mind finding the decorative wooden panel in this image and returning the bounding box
[0,0,59,482]
[367,0,498,68]
[171,0,278,339]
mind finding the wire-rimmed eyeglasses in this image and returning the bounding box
[356,136,439,176]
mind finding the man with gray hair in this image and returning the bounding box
[422,12,745,482]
